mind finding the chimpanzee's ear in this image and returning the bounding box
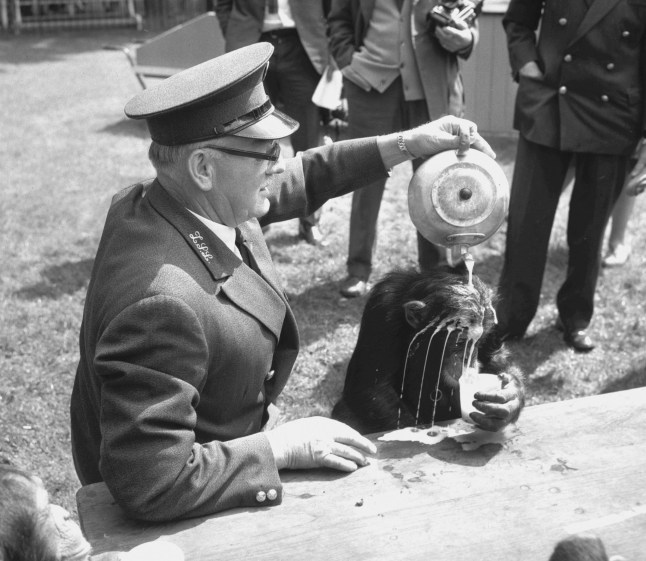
[403,300,427,329]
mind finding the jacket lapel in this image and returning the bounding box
[147,181,287,340]
[569,0,622,46]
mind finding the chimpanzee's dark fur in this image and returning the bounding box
[332,265,521,434]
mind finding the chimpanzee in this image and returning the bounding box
[0,465,92,561]
[332,265,525,434]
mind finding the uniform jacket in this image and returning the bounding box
[216,0,330,74]
[327,0,480,119]
[504,0,646,155]
[70,138,387,521]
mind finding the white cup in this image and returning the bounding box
[459,373,501,423]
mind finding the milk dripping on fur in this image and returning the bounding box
[397,261,496,428]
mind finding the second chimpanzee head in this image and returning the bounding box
[0,465,92,561]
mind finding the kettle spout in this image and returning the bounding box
[447,245,475,286]
[447,244,472,266]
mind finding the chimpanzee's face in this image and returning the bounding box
[402,272,497,388]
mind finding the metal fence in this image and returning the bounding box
[1,0,211,33]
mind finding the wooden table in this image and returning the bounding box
[77,388,646,561]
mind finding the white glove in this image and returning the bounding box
[265,416,377,472]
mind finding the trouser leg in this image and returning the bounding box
[496,137,570,337]
[347,178,387,280]
[264,33,323,228]
[410,155,442,270]
[344,79,402,279]
[557,153,627,330]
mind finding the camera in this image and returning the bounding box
[428,0,483,29]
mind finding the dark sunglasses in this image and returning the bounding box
[204,142,281,162]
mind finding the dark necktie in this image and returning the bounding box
[235,228,258,272]
[267,0,278,14]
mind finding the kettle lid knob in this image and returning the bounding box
[459,187,473,200]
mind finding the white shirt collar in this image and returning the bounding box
[188,209,241,259]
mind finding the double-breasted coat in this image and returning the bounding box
[505,0,646,155]
[70,138,387,521]
[496,0,646,338]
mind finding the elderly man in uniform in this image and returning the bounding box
[70,43,494,522]
[496,0,646,351]
[216,0,331,245]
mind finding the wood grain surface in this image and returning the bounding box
[78,387,646,561]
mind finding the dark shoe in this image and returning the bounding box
[298,223,325,246]
[556,318,595,352]
[340,276,368,298]
[563,330,596,352]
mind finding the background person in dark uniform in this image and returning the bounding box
[69,43,495,522]
[216,0,331,245]
[496,0,646,351]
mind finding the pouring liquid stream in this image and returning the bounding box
[463,249,474,287]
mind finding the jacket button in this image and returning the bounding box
[266,369,275,381]
[563,54,572,62]
[559,86,567,95]
[622,30,630,38]
[606,62,615,70]
[601,95,609,102]
[256,491,267,503]
[558,18,567,26]
[267,489,278,501]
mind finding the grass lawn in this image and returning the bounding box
[1,29,645,520]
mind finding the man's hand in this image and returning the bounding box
[434,18,473,53]
[626,140,646,196]
[265,416,377,472]
[469,372,524,432]
[518,60,543,79]
[403,115,496,160]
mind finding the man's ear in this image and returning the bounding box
[187,148,216,192]
[403,300,427,329]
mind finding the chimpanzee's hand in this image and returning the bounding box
[403,116,496,160]
[265,416,377,472]
[469,372,524,432]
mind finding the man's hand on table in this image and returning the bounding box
[469,372,524,432]
[266,416,377,472]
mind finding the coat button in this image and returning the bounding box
[559,86,567,95]
[606,62,615,70]
[563,54,572,62]
[622,30,630,38]
[267,489,278,500]
[558,17,567,26]
[266,369,275,381]
[255,491,267,503]
[601,95,609,102]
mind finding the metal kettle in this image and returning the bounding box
[408,149,509,263]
